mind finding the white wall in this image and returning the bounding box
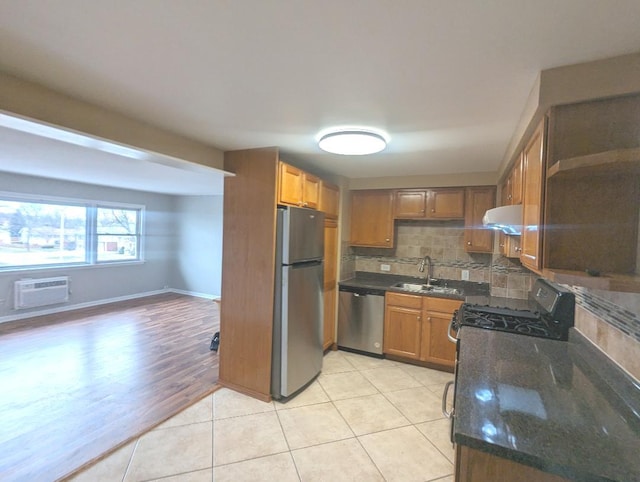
[0,172,177,319]
[172,195,223,297]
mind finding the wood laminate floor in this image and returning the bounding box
[0,293,220,481]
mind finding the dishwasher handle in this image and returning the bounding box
[338,285,386,297]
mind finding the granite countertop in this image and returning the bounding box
[454,327,640,481]
[339,271,500,303]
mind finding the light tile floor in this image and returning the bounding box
[71,350,455,482]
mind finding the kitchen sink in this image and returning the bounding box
[392,282,461,296]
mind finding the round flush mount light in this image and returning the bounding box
[317,128,388,155]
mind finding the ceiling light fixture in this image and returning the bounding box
[317,128,388,155]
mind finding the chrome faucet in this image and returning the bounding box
[418,255,434,286]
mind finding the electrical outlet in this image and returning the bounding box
[461,270,470,281]
[380,264,391,272]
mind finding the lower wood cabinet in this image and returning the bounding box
[384,292,461,368]
[384,292,423,359]
[456,445,569,482]
[420,296,461,367]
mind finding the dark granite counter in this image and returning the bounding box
[339,271,490,301]
[454,327,640,481]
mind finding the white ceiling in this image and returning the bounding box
[1,0,640,193]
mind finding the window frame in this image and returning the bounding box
[0,192,145,272]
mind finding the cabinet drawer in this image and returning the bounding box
[423,296,463,314]
[386,292,423,309]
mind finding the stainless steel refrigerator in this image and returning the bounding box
[271,206,324,400]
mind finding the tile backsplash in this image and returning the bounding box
[349,220,533,299]
[570,286,640,382]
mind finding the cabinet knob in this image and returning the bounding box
[427,317,432,322]
[431,208,435,213]
[421,209,425,213]
[385,238,390,242]
[467,241,472,246]
[515,247,522,252]
[417,316,421,321]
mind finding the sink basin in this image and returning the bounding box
[392,282,460,296]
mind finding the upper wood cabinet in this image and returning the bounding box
[394,188,464,219]
[520,119,546,273]
[499,155,523,259]
[510,154,523,205]
[464,186,496,253]
[394,190,427,218]
[278,161,320,209]
[319,182,340,219]
[350,190,394,248]
[541,94,640,292]
[428,189,465,219]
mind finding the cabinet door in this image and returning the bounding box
[278,162,303,206]
[420,297,461,367]
[303,173,320,209]
[456,445,570,482]
[521,120,546,272]
[394,190,427,218]
[323,219,339,350]
[383,304,422,359]
[320,182,340,218]
[350,190,394,248]
[426,189,465,219]
[510,154,524,205]
[464,187,496,253]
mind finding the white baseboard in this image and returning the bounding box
[169,289,219,301]
[0,288,221,325]
[0,289,170,324]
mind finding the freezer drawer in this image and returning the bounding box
[337,287,385,355]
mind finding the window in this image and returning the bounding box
[0,194,143,271]
[96,207,141,262]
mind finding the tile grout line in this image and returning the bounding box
[272,396,303,481]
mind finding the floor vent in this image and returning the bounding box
[14,277,70,310]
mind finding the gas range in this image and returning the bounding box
[452,279,575,341]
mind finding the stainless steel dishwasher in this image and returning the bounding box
[337,285,385,355]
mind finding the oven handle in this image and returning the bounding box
[447,316,458,344]
[442,380,455,419]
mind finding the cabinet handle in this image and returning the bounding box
[442,381,455,419]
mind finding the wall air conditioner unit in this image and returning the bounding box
[14,276,70,310]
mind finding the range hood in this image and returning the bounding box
[482,205,522,235]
